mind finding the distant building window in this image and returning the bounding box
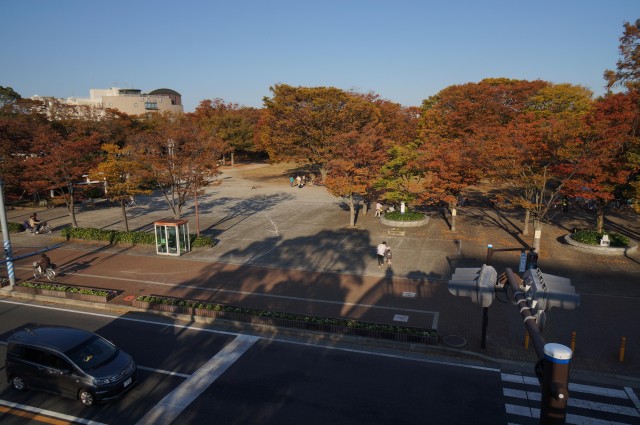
[145,102,158,110]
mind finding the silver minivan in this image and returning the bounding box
[6,325,137,406]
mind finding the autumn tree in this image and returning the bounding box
[193,99,260,165]
[24,119,100,227]
[132,112,227,219]
[325,123,390,226]
[416,79,546,231]
[604,18,640,92]
[563,92,640,232]
[90,143,152,231]
[259,84,378,180]
[495,83,593,251]
[604,18,640,211]
[0,99,49,193]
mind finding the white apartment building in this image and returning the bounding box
[66,87,184,115]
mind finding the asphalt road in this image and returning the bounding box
[0,299,638,425]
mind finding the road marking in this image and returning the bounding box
[0,298,497,373]
[13,266,441,329]
[0,399,107,425]
[503,388,640,417]
[137,365,191,379]
[135,334,259,425]
[502,373,630,399]
[625,387,640,411]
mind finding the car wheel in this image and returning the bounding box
[79,389,95,406]
[11,375,27,391]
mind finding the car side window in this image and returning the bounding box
[23,347,70,370]
[23,347,46,364]
[41,352,71,370]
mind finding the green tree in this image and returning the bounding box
[0,86,21,109]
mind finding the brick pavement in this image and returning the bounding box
[3,163,640,382]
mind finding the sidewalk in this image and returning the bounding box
[3,163,640,380]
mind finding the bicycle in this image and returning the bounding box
[126,197,142,207]
[25,223,52,236]
[33,262,57,281]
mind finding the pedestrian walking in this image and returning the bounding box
[296,175,302,188]
[375,202,382,218]
[290,176,294,187]
[376,241,387,268]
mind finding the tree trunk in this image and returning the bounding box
[523,209,530,236]
[532,218,543,253]
[230,151,235,167]
[596,204,605,234]
[68,193,79,228]
[362,199,369,215]
[349,194,356,227]
[121,201,129,232]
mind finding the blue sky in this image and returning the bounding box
[2,0,638,112]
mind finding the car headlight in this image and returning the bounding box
[93,377,112,385]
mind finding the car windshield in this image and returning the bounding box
[65,335,118,371]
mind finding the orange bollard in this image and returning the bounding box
[570,331,576,353]
[524,330,530,350]
[619,336,626,363]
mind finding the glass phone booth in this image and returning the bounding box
[154,219,190,256]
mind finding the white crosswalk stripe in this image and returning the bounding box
[501,373,640,425]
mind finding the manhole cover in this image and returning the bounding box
[443,335,467,348]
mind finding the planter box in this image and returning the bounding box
[380,216,429,228]
[135,296,439,345]
[14,285,118,303]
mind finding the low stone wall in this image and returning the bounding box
[380,215,429,228]
[563,234,638,256]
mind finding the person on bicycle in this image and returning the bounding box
[37,253,51,271]
[28,213,44,233]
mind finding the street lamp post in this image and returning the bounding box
[0,179,16,287]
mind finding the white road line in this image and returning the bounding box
[0,298,495,372]
[625,387,640,411]
[135,334,259,425]
[137,366,191,379]
[501,373,630,399]
[507,405,633,425]
[0,399,108,425]
[14,267,440,319]
[505,389,639,417]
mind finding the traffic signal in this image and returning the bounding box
[448,264,497,308]
[522,268,580,312]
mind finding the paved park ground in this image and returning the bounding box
[5,162,640,382]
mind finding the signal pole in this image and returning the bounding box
[505,268,572,425]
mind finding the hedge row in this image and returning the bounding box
[61,226,215,248]
[571,229,629,247]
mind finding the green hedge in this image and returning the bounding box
[18,281,116,297]
[0,222,27,233]
[135,295,437,337]
[384,211,425,221]
[571,229,629,247]
[61,227,216,248]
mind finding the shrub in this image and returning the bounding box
[571,229,629,247]
[385,211,425,221]
[61,226,215,248]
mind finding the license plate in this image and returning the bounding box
[123,377,132,387]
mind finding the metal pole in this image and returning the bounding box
[0,179,16,287]
[505,268,571,425]
[481,306,488,349]
[486,244,493,265]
